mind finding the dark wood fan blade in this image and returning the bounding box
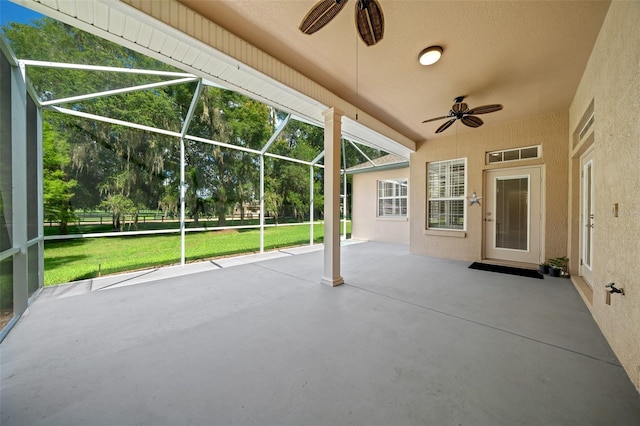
[355,0,384,46]
[466,104,503,115]
[422,115,449,123]
[461,115,484,128]
[300,0,348,35]
[451,102,468,114]
[436,118,457,133]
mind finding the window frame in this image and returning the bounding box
[376,178,408,218]
[486,145,541,165]
[426,158,467,231]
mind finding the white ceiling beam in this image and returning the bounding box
[261,113,291,154]
[347,140,377,168]
[39,76,198,107]
[20,59,196,77]
[47,105,182,138]
[181,79,203,137]
[311,151,325,166]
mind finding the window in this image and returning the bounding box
[377,179,408,217]
[486,146,540,164]
[427,159,465,230]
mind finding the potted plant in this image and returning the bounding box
[548,256,569,277]
[538,262,550,274]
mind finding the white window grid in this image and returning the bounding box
[427,159,466,230]
[486,145,541,164]
[377,179,408,217]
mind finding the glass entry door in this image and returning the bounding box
[485,166,542,264]
[580,149,594,285]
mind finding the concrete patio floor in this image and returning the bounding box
[1,241,639,425]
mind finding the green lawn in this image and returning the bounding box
[44,223,351,286]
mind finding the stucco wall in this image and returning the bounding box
[568,1,640,393]
[409,112,569,263]
[351,167,410,244]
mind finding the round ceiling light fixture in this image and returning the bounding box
[419,46,443,66]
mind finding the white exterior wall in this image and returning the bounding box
[351,167,410,245]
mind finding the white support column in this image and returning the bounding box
[36,102,44,289]
[259,154,265,253]
[341,140,347,240]
[11,61,28,315]
[309,150,324,247]
[179,80,203,266]
[309,165,314,246]
[179,138,186,265]
[258,113,289,254]
[321,108,344,286]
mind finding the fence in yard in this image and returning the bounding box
[45,210,269,227]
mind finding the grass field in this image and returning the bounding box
[44,223,350,286]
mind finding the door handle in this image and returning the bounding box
[585,224,594,228]
[484,218,493,222]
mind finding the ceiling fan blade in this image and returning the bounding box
[436,118,457,133]
[299,0,348,35]
[461,115,484,128]
[355,0,384,46]
[466,104,503,115]
[422,115,449,124]
[451,102,468,114]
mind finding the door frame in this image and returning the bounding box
[483,165,545,265]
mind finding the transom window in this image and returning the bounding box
[427,159,466,230]
[377,179,408,217]
[486,146,540,164]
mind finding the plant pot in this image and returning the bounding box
[539,264,549,274]
[549,267,562,277]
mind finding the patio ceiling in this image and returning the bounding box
[178,0,610,143]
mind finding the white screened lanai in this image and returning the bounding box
[24,58,408,258]
[0,1,412,338]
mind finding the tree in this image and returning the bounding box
[264,119,325,222]
[42,122,77,233]
[100,194,136,231]
[4,18,188,226]
[186,86,271,226]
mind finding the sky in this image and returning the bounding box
[0,0,43,27]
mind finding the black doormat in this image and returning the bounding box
[468,262,543,279]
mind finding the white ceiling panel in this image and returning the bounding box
[136,23,153,48]
[56,0,75,17]
[74,0,93,23]
[181,47,200,67]
[107,8,126,37]
[123,16,140,42]
[37,0,57,10]
[191,53,209,71]
[170,41,189,62]
[92,2,109,31]
[160,36,179,58]
[147,30,167,52]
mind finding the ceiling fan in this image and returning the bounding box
[422,96,503,134]
[299,0,384,46]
